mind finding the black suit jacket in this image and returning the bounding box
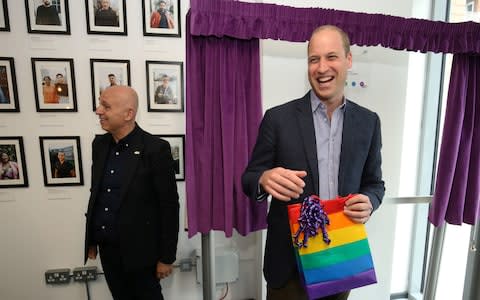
[242,93,385,288]
[84,126,179,269]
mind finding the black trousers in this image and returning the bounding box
[99,244,164,300]
[267,277,350,300]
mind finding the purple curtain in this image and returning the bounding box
[185,12,267,238]
[189,0,480,53]
[429,54,480,226]
[186,0,480,235]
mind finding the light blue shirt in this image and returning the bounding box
[310,90,345,199]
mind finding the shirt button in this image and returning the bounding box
[104,208,109,211]
[110,170,114,174]
[115,152,119,156]
[101,226,105,229]
[125,144,129,147]
[107,188,111,192]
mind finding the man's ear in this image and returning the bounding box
[125,108,134,121]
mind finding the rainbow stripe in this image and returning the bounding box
[288,197,377,299]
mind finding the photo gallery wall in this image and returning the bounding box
[0,0,185,189]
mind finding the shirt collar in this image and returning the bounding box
[310,90,347,113]
[109,124,140,148]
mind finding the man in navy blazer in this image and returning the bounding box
[84,86,179,300]
[242,25,384,300]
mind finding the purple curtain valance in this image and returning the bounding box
[189,0,480,54]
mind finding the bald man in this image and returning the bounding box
[84,86,179,300]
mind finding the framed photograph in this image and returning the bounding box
[39,136,83,186]
[142,0,180,37]
[90,58,130,110]
[85,0,127,35]
[0,57,19,112]
[25,0,70,34]
[0,137,28,188]
[146,60,183,112]
[31,58,77,112]
[0,0,10,31]
[156,135,184,181]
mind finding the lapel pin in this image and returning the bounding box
[134,151,140,155]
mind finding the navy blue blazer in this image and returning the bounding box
[242,93,385,288]
[84,126,179,270]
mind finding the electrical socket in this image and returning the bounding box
[179,258,193,272]
[45,268,71,284]
[72,266,98,282]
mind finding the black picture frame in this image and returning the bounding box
[0,137,29,188]
[85,0,127,35]
[146,60,184,112]
[142,0,180,37]
[31,57,77,112]
[39,136,84,186]
[0,0,10,31]
[0,57,20,112]
[90,58,131,111]
[25,0,70,35]
[155,135,184,181]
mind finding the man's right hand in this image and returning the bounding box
[259,167,307,202]
[88,246,98,260]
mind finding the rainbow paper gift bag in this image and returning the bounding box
[287,195,377,299]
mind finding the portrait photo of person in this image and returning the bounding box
[42,75,59,104]
[0,57,19,112]
[90,59,130,110]
[147,61,183,112]
[32,58,77,112]
[51,150,76,178]
[143,0,180,37]
[100,73,118,94]
[35,0,60,25]
[150,0,173,29]
[0,65,10,104]
[0,137,28,188]
[40,136,83,186]
[86,0,126,35]
[94,0,119,27]
[0,150,19,180]
[55,73,69,102]
[154,74,175,104]
[25,0,70,34]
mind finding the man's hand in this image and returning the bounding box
[259,167,307,202]
[343,194,374,224]
[88,246,97,260]
[156,261,173,280]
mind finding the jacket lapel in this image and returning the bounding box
[296,94,319,195]
[338,100,359,195]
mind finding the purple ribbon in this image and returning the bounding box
[293,196,330,248]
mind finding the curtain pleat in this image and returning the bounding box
[185,12,267,237]
[429,55,480,226]
[189,0,480,53]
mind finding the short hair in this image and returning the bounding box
[56,73,63,77]
[43,76,51,81]
[108,74,116,77]
[309,25,351,56]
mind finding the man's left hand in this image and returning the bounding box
[156,261,173,279]
[343,194,373,224]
